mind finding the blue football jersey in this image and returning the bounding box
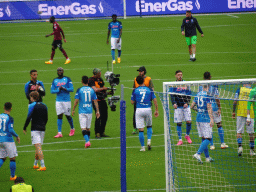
[199,85,219,112]
[75,86,97,114]
[193,91,211,123]
[51,76,74,102]
[108,21,122,38]
[131,86,156,108]
[0,113,18,142]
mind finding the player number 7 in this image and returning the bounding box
[140,91,146,102]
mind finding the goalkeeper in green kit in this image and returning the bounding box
[247,87,256,149]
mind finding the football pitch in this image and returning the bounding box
[0,12,256,191]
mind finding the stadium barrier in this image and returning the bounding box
[1,0,256,21]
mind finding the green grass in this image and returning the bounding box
[0,13,256,191]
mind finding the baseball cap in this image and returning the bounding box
[137,66,146,72]
[93,68,101,75]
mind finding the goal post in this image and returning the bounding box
[159,78,256,192]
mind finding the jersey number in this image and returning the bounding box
[140,91,146,102]
[0,119,7,131]
[83,91,91,102]
[198,96,204,107]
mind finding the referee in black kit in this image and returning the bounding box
[181,10,204,62]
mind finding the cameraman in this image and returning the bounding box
[89,68,111,139]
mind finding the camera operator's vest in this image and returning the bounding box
[134,76,151,88]
[91,77,106,101]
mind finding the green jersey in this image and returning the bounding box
[247,87,256,118]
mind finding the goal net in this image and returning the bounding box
[157,78,256,192]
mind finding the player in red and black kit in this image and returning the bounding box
[45,16,71,65]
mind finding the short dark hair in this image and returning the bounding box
[14,177,25,184]
[186,10,192,14]
[4,102,12,111]
[175,70,182,75]
[50,16,55,21]
[204,71,211,80]
[29,91,39,101]
[30,69,37,74]
[82,76,88,84]
[112,14,117,18]
[136,76,144,85]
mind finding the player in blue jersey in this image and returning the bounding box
[131,76,159,151]
[25,69,45,104]
[202,72,228,150]
[107,14,122,64]
[191,85,214,164]
[170,70,192,145]
[0,102,20,180]
[51,67,74,138]
[23,92,48,171]
[72,76,100,148]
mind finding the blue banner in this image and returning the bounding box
[0,0,123,21]
[127,0,256,16]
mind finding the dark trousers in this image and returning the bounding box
[93,100,108,136]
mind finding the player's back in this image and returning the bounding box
[108,21,122,38]
[29,102,48,131]
[0,113,14,142]
[75,86,97,114]
[194,91,211,123]
[132,86,155,108]
[199,84,219,111]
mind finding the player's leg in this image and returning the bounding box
[0,143,7,168]
[100,100,109,137]
[136,109,145,151]
[54,102,64,138]
[9,157,17,180]
[80,113,92,148]
[117,38,121,63]
[237,116,244,156]
[5,142,18,179]
[191,36,197,61]
[32,131,46,171]
[58,43,71,64]
[145,108,153,150]
[186,37,192,61]
[111,38,116,64]
[247,118,255,156]
[174,108,183,145]
[65,101,75,136]
[184,107,192,144]
[132,103,138,134]
[45,45,56,64]
[217,122,228,149]
[35,144,46,171]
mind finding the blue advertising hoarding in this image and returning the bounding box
[0,0,256,21]
[0,0,123,21]
[127,0,256,16]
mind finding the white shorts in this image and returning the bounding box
[213,111,221,123]
[111,37,121,50]
[56,101,71,116]
[237,116,254,134]
[0,142,18,159]
[31,131,45,145]
[136,108,152,129]
[196,122,212,138]
[174,107,192,123]
[79,113,92,129]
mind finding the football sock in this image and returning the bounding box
[186,123,191,135]
[218,127,224,143]
[61,48,68,59]
[0,159,4,167]
[250,141,254,150]
[192,54,196,58]
[118,50,121,57]
[237,138,242,147]
[111,49,115,60]
[139,131,144,147]
[147,127,152,140]
[66,116,74,129]
[10,160,16,177]
[51,49,55,60]
[177,125,182,140]
[57,119,62,133]
[190,55,192,59]
[34,159,38,166]
[198,139,210,155]
[210,137,214,146]
[40,159,45,167]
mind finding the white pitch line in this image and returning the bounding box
[227,14,239,18]
[0,52,256,64]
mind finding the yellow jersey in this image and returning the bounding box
[237,87,254,118]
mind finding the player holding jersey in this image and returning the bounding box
[202,72,228,150]
[170,70,192,145]
[72,76,100,148]
[107,14,122,64]
[191,85,214,164]
[51,67,74,138]
[45,16,71,65]
[0,102,20,180]
[131,76,159,152]
[232,84,255,156]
